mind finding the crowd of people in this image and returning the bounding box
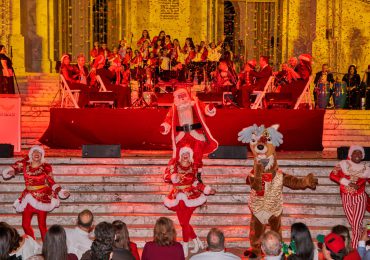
[53,29,370,109]
[2,212,370,260]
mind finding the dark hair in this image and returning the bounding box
[0,45,5,52]
[325,244,346,260]
[0,224,13,260]
[207,228,225,251]
[153,217,176,246]
[42,224,68,260]
[331,225,351,255]
[77,209,94,229]
[112,220,130,250]
[142,30,150,40]
[347,65,357,75]
[185,38,195,50]
[289,223,315,260]
[91,222,115,260]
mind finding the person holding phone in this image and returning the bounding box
[330,145,370,248]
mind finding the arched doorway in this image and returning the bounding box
[224,1,236,52]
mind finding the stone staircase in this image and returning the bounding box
[323,110,370,151]
[0,157,368,250]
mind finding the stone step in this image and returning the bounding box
[324,129,370,136]
[323,140,370,148]
[0,201,348,216]
[0,192,345,204]
[0,181,344,193]
[0,173,338,185]
[0,212,351,229]
[324,124,370,130]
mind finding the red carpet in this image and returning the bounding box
[40,108,325,151]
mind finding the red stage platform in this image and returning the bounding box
[40,108,325,151]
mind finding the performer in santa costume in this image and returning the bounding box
[329,145,370,248]
[163,146,216,257]
[1,145,70,241]
[160,87,218,178]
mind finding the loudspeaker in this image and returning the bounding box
[82,144,121,158]
[208,146,247,159]
[337,146,370,161]
[0,144,14,158]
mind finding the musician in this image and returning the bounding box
[118,39,128,60]
[130,50,143,80]
[273,63,291,91]
[211,61,236,93]
[0,45,15,94]
[288,57,298,71]
[343,64,362,109]
[314,64,335,107]
[108,47,123,85]
[236,60,257,108]
[122,47,133,66]
[73,54,90,86]
[90,41,102,63]
[250,56,272,91]
[100,43,111,59]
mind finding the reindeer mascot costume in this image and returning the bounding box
[238,124,318,258]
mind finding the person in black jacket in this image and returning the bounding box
[0,45,15,94]
[314,64,335,107]
[342,64,362,109]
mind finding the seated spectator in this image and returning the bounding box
[190,228,240,260]
[322,233,346,260]
[358,229,370,259]
[65,209,94,259]
[331,225,361,260]
[1,222,41,260]
[0,223,21,260]
[287,222,318,260]
[112,220,138,260]
[261,231,283,260]
[249,56,272,91]
[41,224,78,260]
[141,217,184,260]
[81,222,115,260]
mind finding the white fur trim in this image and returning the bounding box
[205,104,216,117]
[339,178,351,186]
[2,166,15,179]
[58,189,69,199]
[171,174,180,184]
[13,194,60,212]
[164,192,207,208]
[203,185,212,195]
[348,145,365,159]
[52,184,61,191]
[179,147,194,162]
[28,145,45,163]
[161,122,171,135]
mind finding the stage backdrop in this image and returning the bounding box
[40,108,325,151]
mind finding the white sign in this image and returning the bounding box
[0,94,21,152]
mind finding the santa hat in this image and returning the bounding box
[60,54,70,63]
[179,146,194,162]
[298,54,313,63]
[348,145,365,159]
[28,145,45,163]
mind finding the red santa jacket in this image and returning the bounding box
[163,99,218,157]
[250,65,272,91]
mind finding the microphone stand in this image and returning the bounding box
[10,46,20,94]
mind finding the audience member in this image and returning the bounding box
[287,222,317,260]
[331,225,361,260]
[322,233,346,260]
[190,228,240,260]
[358,229,370,259]
[261,231,283,260]
[65,209,94,259]
[112,220,138,260]
[0,222,41,260]
[41,224,78,260]
[81,222,115,260]
[0,223,21,260]
[141,217,184,260]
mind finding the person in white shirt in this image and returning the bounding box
[190,228,240,260]
[261,231,284,260]
[65,209,94,259]
[3,222,41,260]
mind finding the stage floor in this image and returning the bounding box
[40,108,325,151]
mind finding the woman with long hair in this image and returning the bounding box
[41,225,77,260]
[112,220,139,260]
[0,44,15,94]
[137,30,151,48]
[342,65,362,109]
[287,223,317,260]
[141,217,184,260]
[0,223,21,260]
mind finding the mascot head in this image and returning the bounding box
[173,88,192,109]
[238,124,283,171]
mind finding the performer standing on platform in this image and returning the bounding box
[1,145,70,241]
[343,65,362,109]
[0,44,15,94]
[250,56,272,91]
[329,145,370,248]
[313,64,335,107]
[163,147,216,257]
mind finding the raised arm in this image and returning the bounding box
[44,164,70,199]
